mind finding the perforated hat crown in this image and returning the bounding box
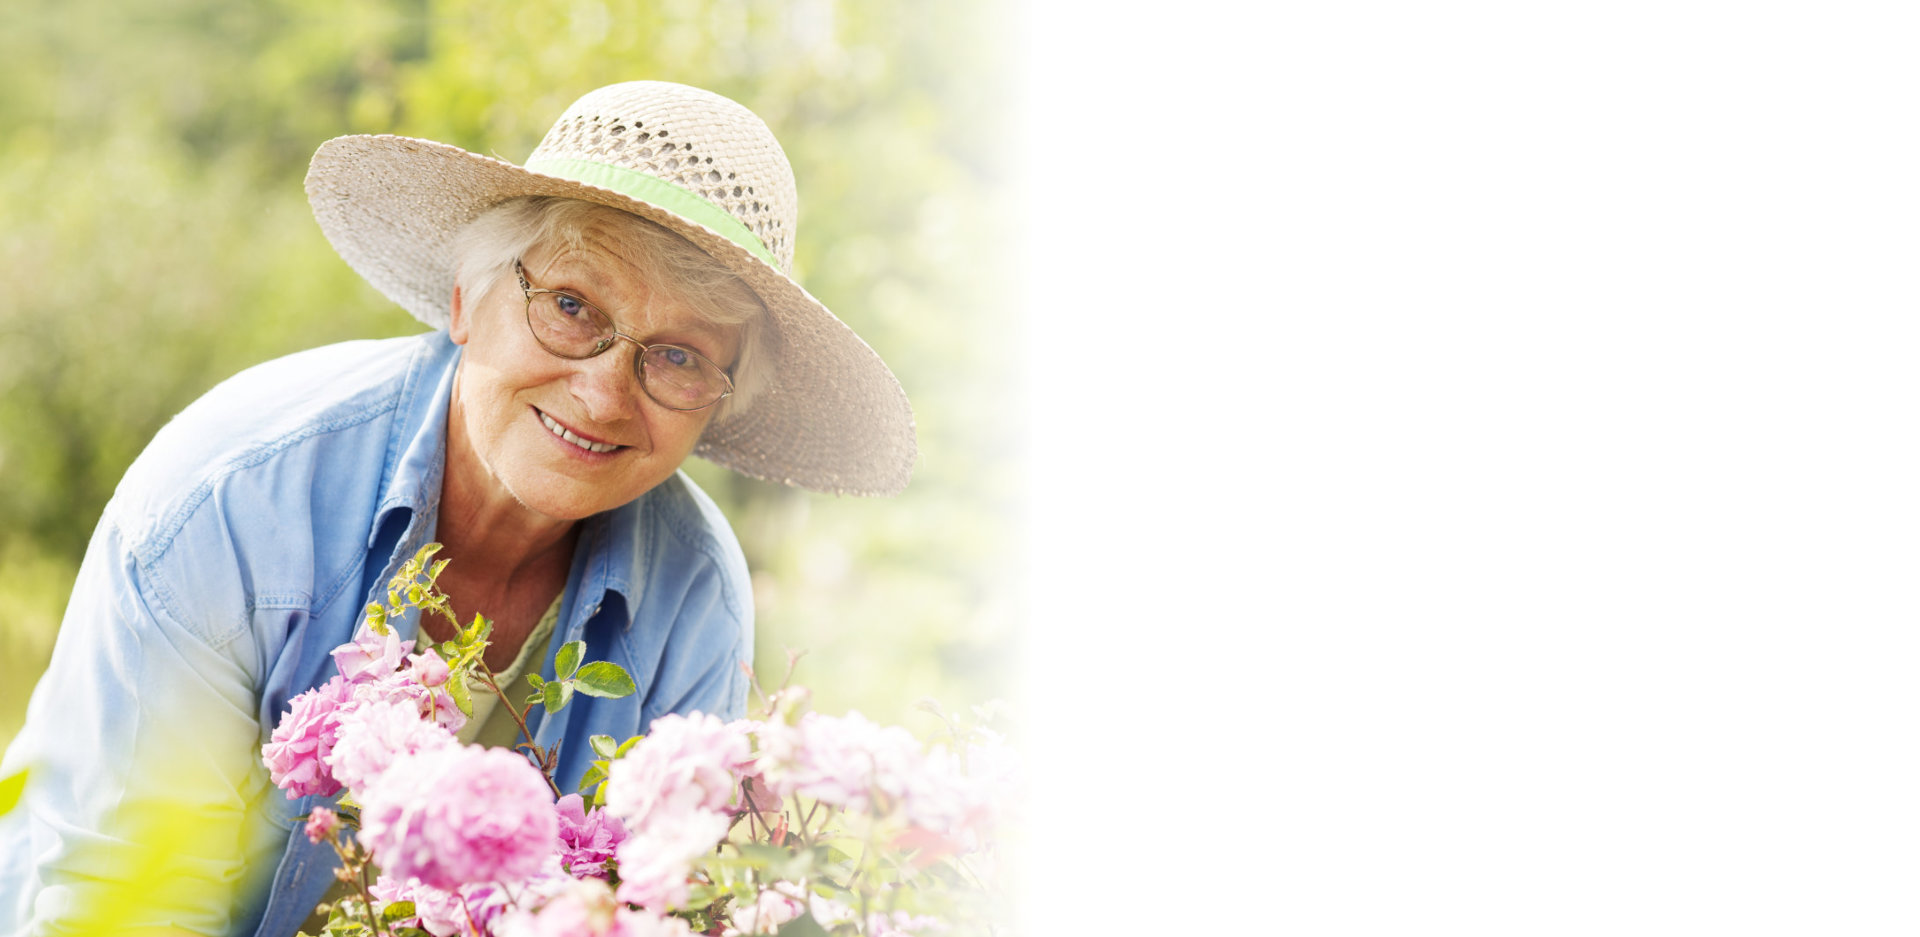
[306,81,915,496]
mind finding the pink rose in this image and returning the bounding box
[327,698,457,792]
[729,884,806,934]
[498,878,694,937]
[372,874,510,937]
[359,744,559,891]
[759,711,922,811]
[261,675,355,798]
[350,661,466,735]
[604,713,746,832]
[408,649,451,687]
[332,626,414,684]
[555,793,628,879]
[611,809,729,911]
[303,807,340,844]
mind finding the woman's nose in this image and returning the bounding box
[568,346,646,426]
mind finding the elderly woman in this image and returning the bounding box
[0,82,912,936]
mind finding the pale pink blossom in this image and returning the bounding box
[725,719,787,807]
[359,744,559,891]
[497,878,694,937]
[261,675,355,798]
[605,712,746,831]
[798,895,944,937]
[725,883,806,935]
[409,648,452,687]
[349,661,467,734]
[371,874,510,937]
[555,793,628,879]
[759,711,923,811]
[612,809,729,911]
[327,698,457,791]
[867,910,948,937]
[332,626,414,684]
[303,807,339,844]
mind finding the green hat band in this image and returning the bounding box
[525,156,778,268]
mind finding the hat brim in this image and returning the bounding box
[306,134,915,496]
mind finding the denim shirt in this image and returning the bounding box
[0,332,753,936]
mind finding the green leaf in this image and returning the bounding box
[577,761,608,792]
[554,640,585,679]
[588,734,617,758]
[614,734,643,758]
[526,673,546,690]
[776,913,831,937]
[447,673,473,717]
[363,603,389,636]
[543,680,573,714]
[428,557,450,582]
[684,882,727,907]
[733,843,813,880]
[573,661,637,698]
[381,901,417,923]
[406,584,425,605]
[460,613,492,645]
[734,843,790,867]
[0,769,26,816]
[525,691,545,707]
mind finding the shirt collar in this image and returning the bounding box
[367,332,462,549]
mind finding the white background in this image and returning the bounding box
[1022,2,1920,932]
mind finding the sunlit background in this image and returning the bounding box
[14,2,1920,934]
[0,0,1022,749]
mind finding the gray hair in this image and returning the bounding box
[450,196,775,418]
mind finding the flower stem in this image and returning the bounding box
[354,848,389,937]
[471,664,563,798]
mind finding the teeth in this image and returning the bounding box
[539,411,619,453]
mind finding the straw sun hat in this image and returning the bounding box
[305,81,915,496]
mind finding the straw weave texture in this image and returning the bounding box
[305,82,915,496]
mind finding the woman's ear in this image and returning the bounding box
[448,285,470,345]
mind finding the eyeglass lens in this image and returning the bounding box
[524,290,731,411]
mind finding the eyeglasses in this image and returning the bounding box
[516,261,735,412]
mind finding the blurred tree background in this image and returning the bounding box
[0,0,1023,750]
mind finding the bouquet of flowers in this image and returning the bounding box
[262,546,1017,937]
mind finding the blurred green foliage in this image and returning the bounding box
[0,0,1022,748]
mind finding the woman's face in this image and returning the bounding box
[446,230,741,523]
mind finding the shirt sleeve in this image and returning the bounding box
[1,514,281,936]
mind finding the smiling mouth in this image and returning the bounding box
[537,409,623,454]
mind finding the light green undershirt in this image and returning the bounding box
[460,591,564,749]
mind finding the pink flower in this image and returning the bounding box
[359,744,559,891]
[304,807,340,844]
[409,649,452,687]
[350,659,467,735]
[867,910,947,937]
[759,711,923,811]
[612,809,729,911]
[332,626,414,683]
[727,884,805,935]
[725,719,787,809]
[498,878,694,937]
[555,793,628,879]
[262,675,356,798]
[604,712,746,832]
[327,698,457,791]
[372,874,510,937]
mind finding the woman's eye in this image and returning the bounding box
[556,295,586,317]
[663,347,690,366]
